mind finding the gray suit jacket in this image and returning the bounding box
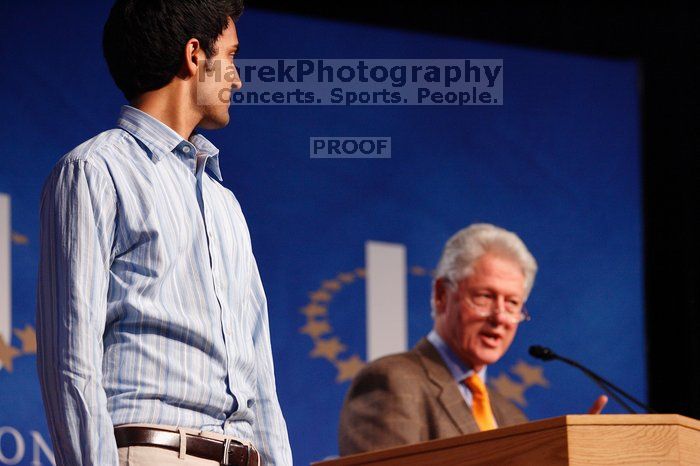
[338,338,527,456]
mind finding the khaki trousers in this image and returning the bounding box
[117,423,255,466]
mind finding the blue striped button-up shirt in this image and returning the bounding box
[36,105,292,466]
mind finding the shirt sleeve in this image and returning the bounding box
[36,159,119,466]
[248,256,293,466]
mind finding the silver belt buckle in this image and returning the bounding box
[221,438,233,465]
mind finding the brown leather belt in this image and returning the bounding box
[114,426,261,466]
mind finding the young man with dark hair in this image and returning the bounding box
[36,1,292,465]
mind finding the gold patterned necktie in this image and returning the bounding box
[464,373,497,431]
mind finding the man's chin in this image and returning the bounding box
[471,347,505,367]
[199,112,230,130]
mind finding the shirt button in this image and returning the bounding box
[183,146,191,153]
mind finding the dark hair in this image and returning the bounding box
[103,0,243,100]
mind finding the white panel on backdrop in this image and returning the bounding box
[365,241,407,361]
[0,194,11,351]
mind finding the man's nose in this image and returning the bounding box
[488,298,509,324]
[228,67,243,90]
[494,296,508,313]
[231,75,243,90]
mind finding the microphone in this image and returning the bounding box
[528,345,655,414]
[528,345,556,361]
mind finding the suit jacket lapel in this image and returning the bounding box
[414,338,479,435]
[489,386,521,427]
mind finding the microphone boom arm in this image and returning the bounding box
[529,345,656,414]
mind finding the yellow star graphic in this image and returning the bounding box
[335,355,365,383]
[310,337,347,360]
[14,325,37,354]
[322,280,342,291]
[511,360,549,388]
[490,372,527,406]
[354,268,366,278]
[12,232,29,245]
[308,290,332,302]
[337,273,355,284]
[410,266,427,276]
[0,335,21,373]
[299,320,332,339]
[299,303,327,318]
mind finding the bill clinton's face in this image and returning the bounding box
[433,253,526,372]
[196,17,242,129]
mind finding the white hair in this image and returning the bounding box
[431,223,538,316]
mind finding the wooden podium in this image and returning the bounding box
[314,414,700,465]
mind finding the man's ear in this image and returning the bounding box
[180,38,202,78]
[433,278,450,315]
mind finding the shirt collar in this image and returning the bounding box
[116,105,223,181]
[191,132,222,181]
[427,329,487,384]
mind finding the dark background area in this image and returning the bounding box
[248,0,699,418]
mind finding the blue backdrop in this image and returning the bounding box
[0,2,643,465]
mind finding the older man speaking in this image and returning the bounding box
[338,223,605,455]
